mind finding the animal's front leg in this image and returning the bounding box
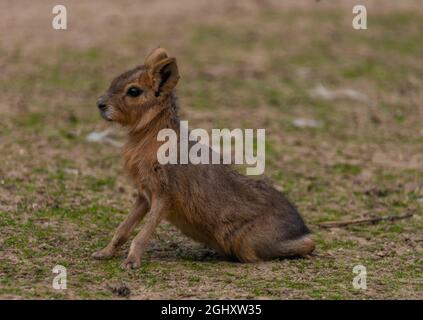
[122,197,166,269]
[92,195,149,260]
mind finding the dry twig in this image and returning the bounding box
[317,213,413,229]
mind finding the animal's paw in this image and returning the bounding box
[92,248,115,260]
[121,256,141,270]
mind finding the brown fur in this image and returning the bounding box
[92,48,315,269]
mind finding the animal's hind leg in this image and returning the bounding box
[259,235,315,260]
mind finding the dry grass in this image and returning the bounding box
[0,0,422,299]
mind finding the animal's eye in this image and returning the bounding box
[126,86,143,97]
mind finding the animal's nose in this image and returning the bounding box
[97,102,107,110]
[97,95,108,110]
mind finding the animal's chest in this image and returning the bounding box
[123,146,156,186]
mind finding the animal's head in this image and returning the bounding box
[97,47,180,127]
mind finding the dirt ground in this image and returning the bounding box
[0,0,422,299]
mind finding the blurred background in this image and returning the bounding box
[0,0,422,299]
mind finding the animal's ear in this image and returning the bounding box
[150,57,180,97]
[144,47,169,67]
